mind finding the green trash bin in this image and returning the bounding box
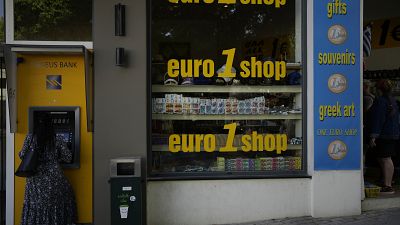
[109,157,143,225]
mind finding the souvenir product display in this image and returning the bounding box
[152,95,301,116]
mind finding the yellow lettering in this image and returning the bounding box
[240,61,250,78]
[263,60,274,78]
[327,105,332,117]
[167,59,179,77]
[351,53,356,65]
[252,131,263,151]
[275,134,287,154]
[319,105,325,121]
[193,60,202,77]
[195,134,204,152]
[241,135,251,152]
[182,134,194,152]
[343,103,355,117]
[263,0,273,5]
[251,57,263,78]
[275,0,285,8]
[219,48,236,78]
[343,3,347,15]
[169,134,181,152]
[181,59,193,77]
[204,134,216,152]
[275,61,286,80]
[218,0,236,4]
[264,134,275,151]
[318,53,323,64]
[169,0,285,7]
[220,123,238,152]
[327,3,333,18]
[203,59,215,77]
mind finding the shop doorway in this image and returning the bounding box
[363,0,400,201]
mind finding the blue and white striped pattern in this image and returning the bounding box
[363,25,372,57]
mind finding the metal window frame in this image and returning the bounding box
[147,0,309,180]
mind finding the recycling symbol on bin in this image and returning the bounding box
[130,196,136,202]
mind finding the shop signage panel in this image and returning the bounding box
[314,0,361,170]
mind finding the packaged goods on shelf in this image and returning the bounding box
[200,99,206,114]
[226,159,236,171]
[182,97,191,114]
[249,158,255,171]
[165,94,175,114]
[190,97,200,114]
[289,137,303,145]
[217,157,225,172]
[236,158,243,171]
[173,94,183,114]
[152,98,166,114]
[152,95,293,116]
[294,157,302,170]
[221,156,301,172]
[255,158,261,170]
[242,158,249,171]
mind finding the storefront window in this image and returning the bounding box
[150,0,305,178]
[14,0,92,41]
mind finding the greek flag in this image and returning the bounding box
[363,25,372,57]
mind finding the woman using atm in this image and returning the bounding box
[19,114,77,225]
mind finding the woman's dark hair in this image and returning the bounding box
[376,79,393,96]
[33,113,55,150]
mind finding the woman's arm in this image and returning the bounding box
[56,136,73,163]
[18,134,33,159]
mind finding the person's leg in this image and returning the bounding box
[377,158,384,184]
[378,157,394,187]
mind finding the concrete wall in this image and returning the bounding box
[148,179,310,225]
[93,0,147,224]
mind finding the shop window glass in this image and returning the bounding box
[14,0,92,41]
[150,0,304,178]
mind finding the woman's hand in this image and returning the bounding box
[369,138,376,148]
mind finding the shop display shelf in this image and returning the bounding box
[152,85,302,93]
[152,144,302,152]
[152,114,302,120]
[286,62,302,70]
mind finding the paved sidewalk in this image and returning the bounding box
[223,207,400,225]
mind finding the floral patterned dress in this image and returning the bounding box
[19,134,77,225]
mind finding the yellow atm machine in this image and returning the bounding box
[5,45,93,224]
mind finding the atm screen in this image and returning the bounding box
[56,132,70,143]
